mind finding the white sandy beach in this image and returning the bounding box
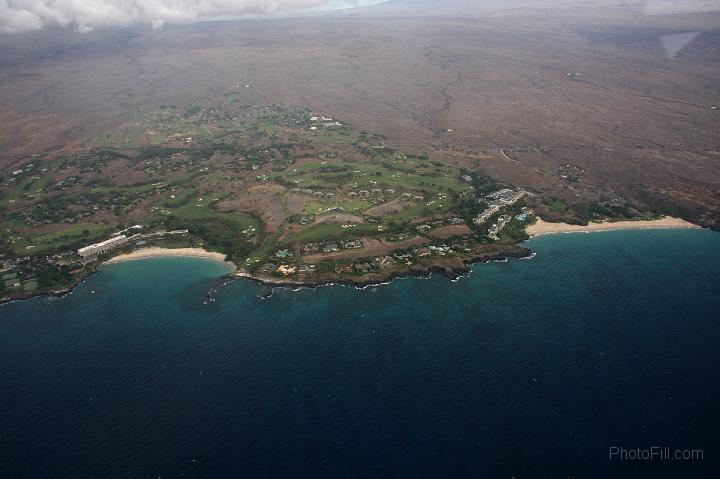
[103,247,236,270]
[526,216,701,237]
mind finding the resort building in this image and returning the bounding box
[77,235,128,258]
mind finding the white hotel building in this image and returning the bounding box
[77,235,129,258]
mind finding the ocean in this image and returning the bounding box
[1,229,718,478]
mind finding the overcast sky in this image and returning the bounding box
[0,0,387,33]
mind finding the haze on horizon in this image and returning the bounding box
[2,0,718,33]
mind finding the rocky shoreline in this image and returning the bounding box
[2,247,531,305]
[0,277,90,306]
[2,247,233,306]
[233,247,532,291]
[8,214,707,305]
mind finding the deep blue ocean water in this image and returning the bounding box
[1,229,719,478]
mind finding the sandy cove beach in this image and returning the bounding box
[103,247,236,270]
[526,216,701,237]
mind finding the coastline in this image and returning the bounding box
[3,247,529,306]
[102,247,237,270]
[526,216,700,238]
[0,219,704,304]
[233,247,531,290]
[1,247,235,306]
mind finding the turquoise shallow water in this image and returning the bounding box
[1,229,719,478]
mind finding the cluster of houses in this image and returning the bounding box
[488,215,512,241]
[386,232,415,242]
[328,240,474,276]
[288,187,408,203]
[1,243,82,293]
[3,164,52,193]
[2,247,88,295]
[48,176,81,191]
[236,105,310,130]
[3,162,42,182]
[415,217,465,234]
[285,186,431,212]
[257,233,478,278]
[348,188,397,199]
[302,239,364,256]
[333,255,403,275]
[30,182,179,227]
[357,260,379,273]
[23,201,94,227]
[482,206,533,242]
[557,163,585,183]
[1,257,24,273]
[288,188,338,201]
[255,214,474,278]
[515,207,533,223]
[257,262,316,277]
[308,115,343,131]
[473,188,527,226]
[400,192,425,202]
[413,241,472,258]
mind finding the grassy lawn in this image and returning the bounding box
[15,223,111,255]
[380,194,455,222]
[383,203,433,222]
[283,223,344,243]
[163,192,258,231]
[164,188,197,207]
[168,171,204,187]
[277,160,470,195]
[182,126,214,140]
[246,227,286,265]
[124,127,143,148]
[317,130,358,145]
[282,223,378,245]
[90,182,159,195]
[0,173,56,208]
[548,198,569,213]
[303,199,372,215]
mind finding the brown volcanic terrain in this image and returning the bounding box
[0,2,718,226]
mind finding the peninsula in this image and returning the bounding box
[0,96,705,302]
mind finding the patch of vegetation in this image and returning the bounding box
[166,216,255,261]
[572,202,635,223]
[38,267,72,289]
[638,190,703,223]
[12,223,110,256]
[164,189,196,208]
[548,197,569,213]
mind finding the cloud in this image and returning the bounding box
[0,0,380,33]
[644,0,720,15]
